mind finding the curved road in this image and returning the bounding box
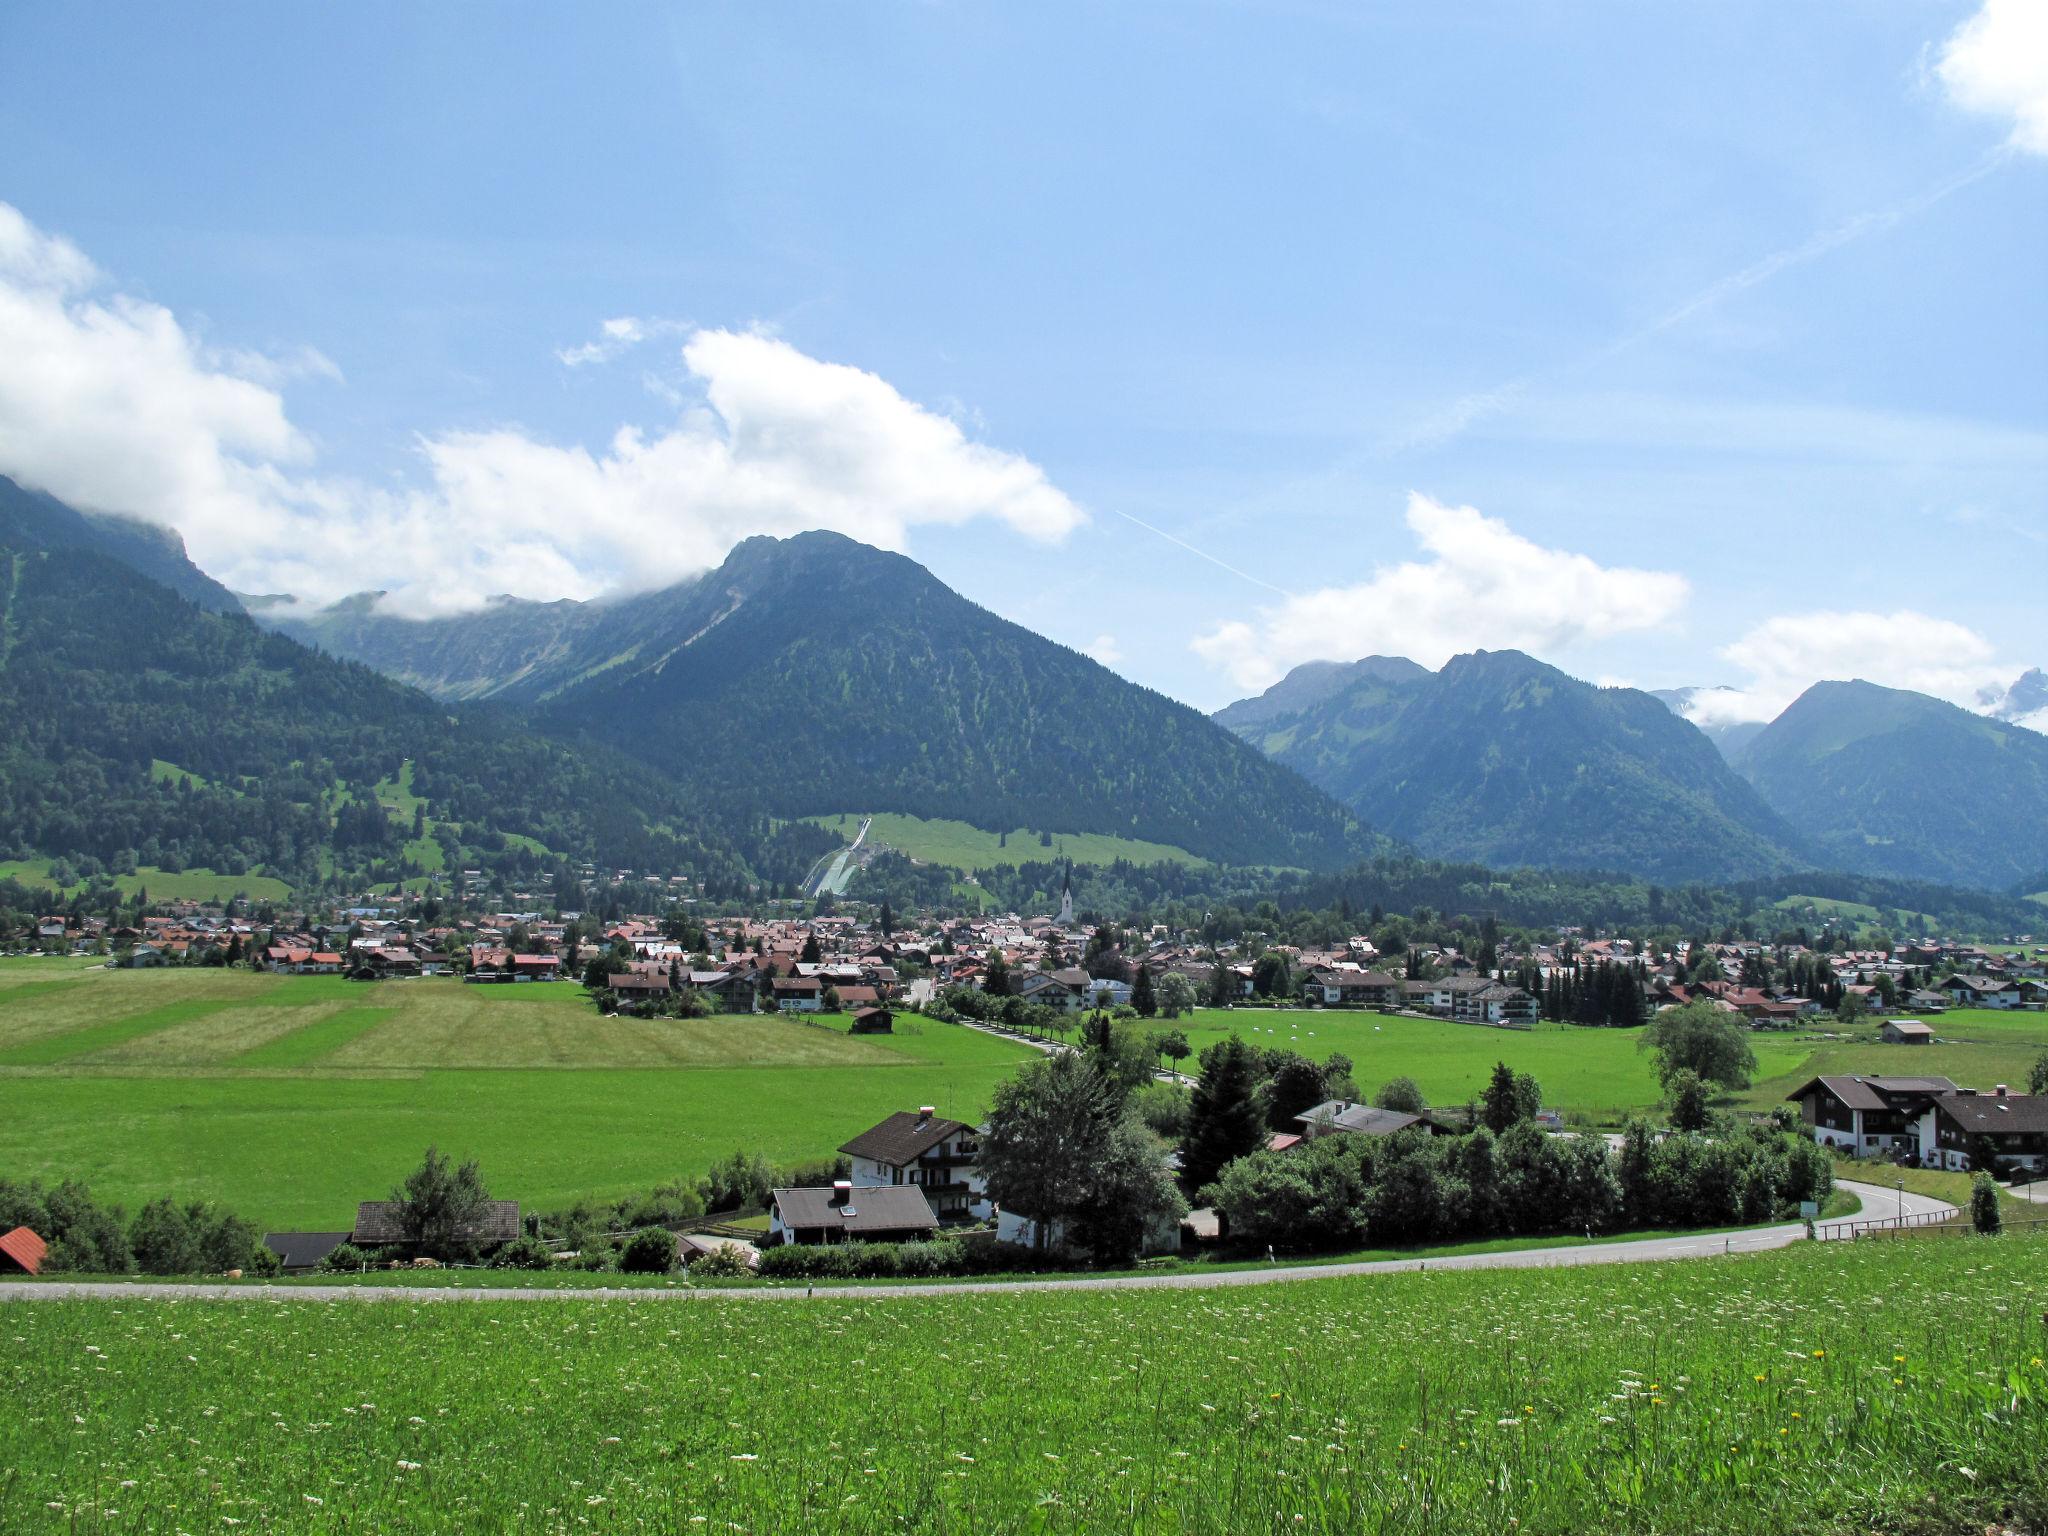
[0,1180,1948,1306]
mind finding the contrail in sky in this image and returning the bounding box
[1384,147,2013,456]
[1110,508,1290,596]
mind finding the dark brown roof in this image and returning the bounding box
[1786,1075,1961,1111]
[772,1185,938,1236]
[838,1109,968,1166]
[263,1231,353,1270]
[1933,1092,2048,1137]
[352,1200,521,1245]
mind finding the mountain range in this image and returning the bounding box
[1218,650,2048,891]
[1216,651,1808,883]
[8,467,2044,898]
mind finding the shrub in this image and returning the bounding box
[244,1241,283,1278]
[322,1242,372,1273]
[618,1227,679,1274]
[129,1197,202,1275]
[686,1243,754,1278]
[1970,1172,2002,1235]
[492,1235,556,1271]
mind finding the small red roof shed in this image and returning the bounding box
[0,1225,48,1276]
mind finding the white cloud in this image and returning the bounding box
[555,314,686,368]
[1699,609,2017,724]
[1937,0,2048,156]
[1192,493,1688,693]
[0,202,1085,615]
[1083,633,1124,668]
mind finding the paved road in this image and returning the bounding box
[0,1179,1950,1307]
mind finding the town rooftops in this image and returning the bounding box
[839,1108,969,1166]
[352,1200,522,1247]
[772,1184,938,1236]
[0,1225,47,1275]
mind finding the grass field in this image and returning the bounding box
[0,861,293,904]
[802,810,1206,871]
[0,963,1032,1227]
[3,964,2041,1230]
[4,1234,2042,1533]
[1170,1005,2048,1122]
[1169,1009,1811,1122]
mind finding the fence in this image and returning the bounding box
[1813,1208,1959,1241]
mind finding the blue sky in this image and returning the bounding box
[0,1,2042,718]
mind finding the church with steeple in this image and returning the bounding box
[1056,862,1075,929]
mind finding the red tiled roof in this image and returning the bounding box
[0,1225,47,1276]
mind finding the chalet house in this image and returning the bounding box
[769,1181,938,1245]
[1014,967,1090,1012]
[1402,978,1453,1013]
[351,1199,521,1253]
[1303,967,1400,1007]
[1785,1075,1960,1159]
[510,953,562,982]
[1086,976,1134,1008]
[772,976,823,1012]
[1879,1019,1936,1045]
[607,972,672,1006]
[838,1107,987,1220]
[1294,1099,1457,1140]
[1915,1087,2048,1174]
[1944,974,2018,1009]
[850,1006,894,1035]
[1462,983,1540,1025]
[1904,989,1950,1013]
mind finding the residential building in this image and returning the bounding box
[838,1108,986,1219]
[769,1182,938,1245]
[1784,1075,1961,1159]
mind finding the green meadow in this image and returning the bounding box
[0,963,1030,1228]
[3,1234,2042,1534]
[802,810,1206,871]
[0,861,292,904]
[3,961,2044,1229]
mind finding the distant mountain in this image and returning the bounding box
[1213,656,1429,736]
[1647,686,1770,761]
[526,533,1377,870]
[1216,650,1808,882]
[1731,679,2048,890]
[248,584,693,703]
[1981,668,2048,736]
[264,532,1375,870]
[0,481,789,896]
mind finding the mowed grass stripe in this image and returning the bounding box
[0,977,88,1008]
[0,998,264,1066]
[233,1004,399,1067]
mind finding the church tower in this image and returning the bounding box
[1057,862,1075,928]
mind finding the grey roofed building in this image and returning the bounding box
[1294,1099,1455,1138]
[352,1200,522,1247]
[770,1184,938,1244]
[262,1231,353,1271]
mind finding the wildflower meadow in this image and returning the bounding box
[4,1232,2044,1533]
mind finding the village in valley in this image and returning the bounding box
[5,864,2043,1282]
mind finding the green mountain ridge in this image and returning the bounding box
[248,532,1380,871]
[1731,678,2048,889]
[0,475,797,898]
[1218,649,1810,883]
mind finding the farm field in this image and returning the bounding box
[0,963,1031,1227]
[801,810,1207,871]
[3,1234,2042,1533]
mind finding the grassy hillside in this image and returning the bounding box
[0,860,292,905]
[801,811,1206,872]
[5,1237,2043,1533]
